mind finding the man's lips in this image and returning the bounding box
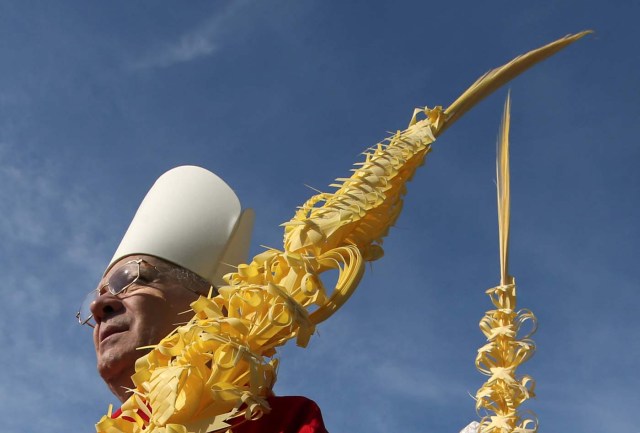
[99,325,128,343]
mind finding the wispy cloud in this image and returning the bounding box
[372,361,465,402]
[132,29,217,70]
[0,140,118,432]
[129,1,250,70]
[0,142,113,272]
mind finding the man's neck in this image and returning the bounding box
[106,366,136,402]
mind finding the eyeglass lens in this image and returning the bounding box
[76,260,142,326]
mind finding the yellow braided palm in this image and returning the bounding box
[475,95,538,433]
[96,32,589,433]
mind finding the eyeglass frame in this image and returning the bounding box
[76,258,210,328]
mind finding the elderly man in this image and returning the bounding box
[79,166,328,432]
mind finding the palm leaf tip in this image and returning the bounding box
[439,30,592,136]
[497,92,512,286]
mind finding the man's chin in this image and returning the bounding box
[97,351,137,395]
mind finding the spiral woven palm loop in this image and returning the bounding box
[95,31,589,433]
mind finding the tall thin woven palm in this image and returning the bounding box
[475,95,538,433]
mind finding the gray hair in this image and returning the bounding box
[158,260,218,298]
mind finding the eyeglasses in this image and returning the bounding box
[76,259,161,328]
[76,259,213,329]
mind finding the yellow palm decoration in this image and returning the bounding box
[96,32,589,433]
[475,94,538,433]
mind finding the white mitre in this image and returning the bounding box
[106,165,254,287]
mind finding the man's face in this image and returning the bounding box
[90,254,199,400]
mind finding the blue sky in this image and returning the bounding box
[0,1,637,432]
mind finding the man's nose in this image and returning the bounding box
[89,292,124,324]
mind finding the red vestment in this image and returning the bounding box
[111,396,328,433]
[231,396,328,433]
